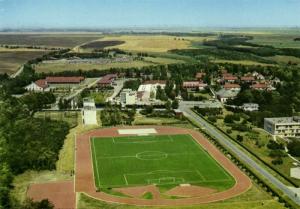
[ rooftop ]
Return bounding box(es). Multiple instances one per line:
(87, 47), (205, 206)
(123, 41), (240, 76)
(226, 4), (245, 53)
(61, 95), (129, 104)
(265, 116), (300, 124)
(143, 80), (166, 85)
(216, 89), (239, 98)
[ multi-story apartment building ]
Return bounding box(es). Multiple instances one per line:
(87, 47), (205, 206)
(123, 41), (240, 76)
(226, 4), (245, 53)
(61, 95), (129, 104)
(264, 116), (300, 138)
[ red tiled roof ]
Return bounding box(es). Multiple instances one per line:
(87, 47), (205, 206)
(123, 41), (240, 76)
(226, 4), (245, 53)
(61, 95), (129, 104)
(224, 83), (241, 90)
(196, 72), (206, 79)
(46, 76), (85, 84)
(143, 80), (166, 85)
(251, 83), (268, 89)
(223, 76), (238, 80)
(98, 74), (117, 84)
(35, 79), (48, 89)
(241, 76), (255, 81)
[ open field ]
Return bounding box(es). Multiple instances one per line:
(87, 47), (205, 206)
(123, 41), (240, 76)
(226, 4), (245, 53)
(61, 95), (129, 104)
(91, 134), (235, 190)
(248, 34), (300, 48)
(0, 50), (50, 74)
(0, 34), (102, 48)
(81, 40), (125, 49)
(83, 35), (216, 52)
(34, 56), (184, 73)
(212, 59), (275, 66)
(268, 55), (300, 65)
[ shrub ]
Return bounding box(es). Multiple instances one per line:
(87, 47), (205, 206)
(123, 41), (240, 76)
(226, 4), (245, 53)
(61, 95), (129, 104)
(237, 135), (244, 142)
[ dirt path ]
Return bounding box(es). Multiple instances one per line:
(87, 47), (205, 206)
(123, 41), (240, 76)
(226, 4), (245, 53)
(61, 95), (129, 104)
(75, 126), (252, 206)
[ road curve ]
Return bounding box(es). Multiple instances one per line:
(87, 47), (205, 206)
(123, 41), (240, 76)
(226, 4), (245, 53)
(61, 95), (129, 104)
(179, 102), (300, 205)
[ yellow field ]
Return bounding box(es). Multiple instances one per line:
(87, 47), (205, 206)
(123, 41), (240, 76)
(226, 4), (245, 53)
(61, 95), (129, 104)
(79, 35), (215, 53)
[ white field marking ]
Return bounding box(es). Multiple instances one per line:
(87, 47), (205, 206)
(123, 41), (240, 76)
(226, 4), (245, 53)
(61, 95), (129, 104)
(187, 134), (232, 181)
(196, 169), (206, 181)
(92, 138), (101, 187)
(118, 128), (157, 135)
(97, 152), (199, 159)
(123, 174), (129, 185)
(111, 135), (172, 144)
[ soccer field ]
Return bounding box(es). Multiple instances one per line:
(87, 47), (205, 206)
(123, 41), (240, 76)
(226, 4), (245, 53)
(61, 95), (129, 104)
(91, 134), (235, 191)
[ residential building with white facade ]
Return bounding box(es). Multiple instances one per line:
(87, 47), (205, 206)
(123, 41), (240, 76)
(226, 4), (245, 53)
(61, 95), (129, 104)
(82, 98), (97, 125)
(264, 116), (300, 138)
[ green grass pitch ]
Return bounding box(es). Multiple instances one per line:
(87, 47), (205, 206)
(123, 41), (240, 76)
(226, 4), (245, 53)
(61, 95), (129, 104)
(91, 134), (235, 191)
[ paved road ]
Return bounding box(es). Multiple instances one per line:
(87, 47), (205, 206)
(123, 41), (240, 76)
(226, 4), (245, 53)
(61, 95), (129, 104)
(65, 77), (101, 101)
(179, 102), (300, 205)
(106, 79), (125, 102)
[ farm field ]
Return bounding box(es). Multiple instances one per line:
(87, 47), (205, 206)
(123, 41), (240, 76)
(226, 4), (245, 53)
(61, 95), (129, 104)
(247, 33), (300, 48)
(0, 33), (102, 48)
(84, 35), (216, 52)
(91, 134), (235, 191)
(0, 49), (50, 74)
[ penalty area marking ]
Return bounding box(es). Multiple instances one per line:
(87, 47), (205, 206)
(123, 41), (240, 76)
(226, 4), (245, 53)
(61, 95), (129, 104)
(118, 128), (157, 135)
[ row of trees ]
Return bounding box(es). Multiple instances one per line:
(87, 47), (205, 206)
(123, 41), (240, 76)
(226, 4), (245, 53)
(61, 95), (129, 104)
(0, 89), (69, 208)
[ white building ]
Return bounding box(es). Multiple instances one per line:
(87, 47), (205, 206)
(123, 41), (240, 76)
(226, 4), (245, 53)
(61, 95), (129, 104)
(264, 116), (300, 138)
(120, 89), (137, 105)
(216, 88), (240, 103)
(82, 98), (97, 125)
(242, 103), (259, 112)
(25, 79), (49, 92)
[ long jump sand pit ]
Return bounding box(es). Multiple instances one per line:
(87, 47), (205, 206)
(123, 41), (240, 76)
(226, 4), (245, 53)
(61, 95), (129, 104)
(75, 126), (252, 206)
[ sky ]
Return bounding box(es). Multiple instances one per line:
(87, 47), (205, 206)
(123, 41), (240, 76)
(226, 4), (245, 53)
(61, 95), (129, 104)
(0, 0), (300, 29)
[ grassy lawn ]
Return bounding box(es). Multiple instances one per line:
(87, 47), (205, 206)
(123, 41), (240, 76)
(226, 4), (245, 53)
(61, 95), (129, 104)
(34, 111), (79, 128)
(56, 112), (102, 173)
(133, 113), (186, 125)
(212, 59), (275, 66)
(91, 134), (235, 191)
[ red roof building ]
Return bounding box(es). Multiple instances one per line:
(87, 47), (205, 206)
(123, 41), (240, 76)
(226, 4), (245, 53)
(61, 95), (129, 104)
(223, 76), (238, 82)
(251, 83), (268, 90)
(224, 83), (241, 90)
(35, 79), (48, 89)
(241, 76), (255, 83)
(98, 74), (117, 87)
(46, 76), (85, 84)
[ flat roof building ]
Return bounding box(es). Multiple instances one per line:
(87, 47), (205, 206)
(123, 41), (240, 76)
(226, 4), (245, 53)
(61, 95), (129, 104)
(264, 116), (300, 138)
(82, 98), (97, 125)
(120, 89), (137, 106)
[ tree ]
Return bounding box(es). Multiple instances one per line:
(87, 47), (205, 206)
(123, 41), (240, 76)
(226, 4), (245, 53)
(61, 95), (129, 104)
(287, 140), (300, 157)
(20, 199), (54, 209)
(236, 135), (243, 142)
(165, 100), (172, 111)
(172, 99), (179, 109)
